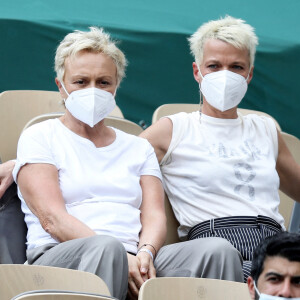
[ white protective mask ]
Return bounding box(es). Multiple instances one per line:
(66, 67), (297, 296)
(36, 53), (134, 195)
(254, 281), (300, 300)
(259, 295), (300, 300)
(61, 82), (116, 127)
(198, 68), (248, 112)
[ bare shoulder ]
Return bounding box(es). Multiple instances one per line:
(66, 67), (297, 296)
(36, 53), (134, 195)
(139, 117), (173, 163)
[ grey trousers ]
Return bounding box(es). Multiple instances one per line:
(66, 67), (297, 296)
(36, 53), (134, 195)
(155, 237), (244, 282)
(27, 235), (128, 300)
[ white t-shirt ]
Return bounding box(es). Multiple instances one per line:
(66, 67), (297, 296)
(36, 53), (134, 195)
(13, 119), (162, 253)
(160, 111), (285, 239)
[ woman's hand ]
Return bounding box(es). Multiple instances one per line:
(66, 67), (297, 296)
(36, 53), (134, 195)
(127, 252), (156, 300)
(137, 250), (156, 281)
(0, 160), (15, 198)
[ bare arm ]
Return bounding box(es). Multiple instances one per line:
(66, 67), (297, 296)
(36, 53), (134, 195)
(276, 130), (300, 203)
(17, 163), (95, 241)
(138, 175), (166, 268)
(127, 175), (166, 299)
(0, 160), (15, 198)
(139, 118), (173, 163)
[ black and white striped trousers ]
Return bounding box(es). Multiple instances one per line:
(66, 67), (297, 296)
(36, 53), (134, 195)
(188, 215), (283, 282)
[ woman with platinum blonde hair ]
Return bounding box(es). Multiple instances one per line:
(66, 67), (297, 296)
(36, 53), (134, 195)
(189, 15), (258, 68)
(55, 27), (126, 86)
(142, 15), (300, 283)
(12, 27), (166, 300)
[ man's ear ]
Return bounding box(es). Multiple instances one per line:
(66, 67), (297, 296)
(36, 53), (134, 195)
(247, 276), (256, 300)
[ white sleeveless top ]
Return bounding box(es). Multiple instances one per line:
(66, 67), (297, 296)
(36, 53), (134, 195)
(160, 111), (285, 239)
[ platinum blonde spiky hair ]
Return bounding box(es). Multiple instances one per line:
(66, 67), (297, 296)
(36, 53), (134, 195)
(188, 16), (258, 68)
(55, 27), (127, 85)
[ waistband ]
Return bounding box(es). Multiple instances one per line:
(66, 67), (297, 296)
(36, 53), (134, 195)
(188, 215), (283, 240)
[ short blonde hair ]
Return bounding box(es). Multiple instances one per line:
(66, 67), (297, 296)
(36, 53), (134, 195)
(188, 16), (258, 68)
(55, 27), (127, 85)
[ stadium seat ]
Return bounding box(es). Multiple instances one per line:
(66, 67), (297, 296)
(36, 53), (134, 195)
(104, 116), (143, 135)
(151, 103), (281, 130)
(0, 90), (64, 161)
(289, 202), (300, 233)
(0, 90), (123, 162)
(23, 113), (142, 136)
(11, 290), (116, 300)
(163, 193), (180, 245)
(138, 277), (251, 300)
(22, 112), (64, 130)
(0, 264), (111, 300)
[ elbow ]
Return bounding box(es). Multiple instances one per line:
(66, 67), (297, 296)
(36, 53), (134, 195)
(39, 214), (58, 237)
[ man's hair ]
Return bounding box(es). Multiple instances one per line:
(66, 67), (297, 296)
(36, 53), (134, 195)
(251, 232), (300, 282)
(55, 27), (127, 85)
(188, 15), (258, 68)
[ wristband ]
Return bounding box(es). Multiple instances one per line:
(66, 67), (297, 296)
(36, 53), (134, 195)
(138, 243), (157, 257)
(137, 248), (154, 260)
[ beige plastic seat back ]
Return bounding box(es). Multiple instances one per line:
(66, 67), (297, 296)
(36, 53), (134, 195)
(138, 277), (251, 300)
(23, 114), (142, 136)
(164, 193), (180, 245)
(104, 116), (143, 135)
(0, 90), (65, 161)
(0, 90), (124, 162)
(13, 294), (113, 300)
(278, 132), (300, 229)
(12, 291), (115, 300)
(0, 264), (110, 300)
(21, 107), (125, 124)
(23, 112), (64, 130)
(152, 103), (281, 130)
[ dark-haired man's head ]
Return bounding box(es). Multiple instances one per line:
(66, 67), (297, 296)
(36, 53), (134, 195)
(247, 232), (300, 299)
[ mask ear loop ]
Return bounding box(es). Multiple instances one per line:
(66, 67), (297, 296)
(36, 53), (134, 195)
(59, 81), (70, 103)
(113, 88), (117, 98)
(245, 68), (251, 83)
(253, 281), (261, 299)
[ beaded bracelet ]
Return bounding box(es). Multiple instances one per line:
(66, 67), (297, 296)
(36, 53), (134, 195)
(138, 243), (157, 257)
(137, 248), (154, 260)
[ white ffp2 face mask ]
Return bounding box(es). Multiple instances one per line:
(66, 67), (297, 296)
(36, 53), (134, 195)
(61, 83), (116, 127)
(259, 295), (300, 300)
(199, 68), (248, 112)
(254, 281), (300, 300)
